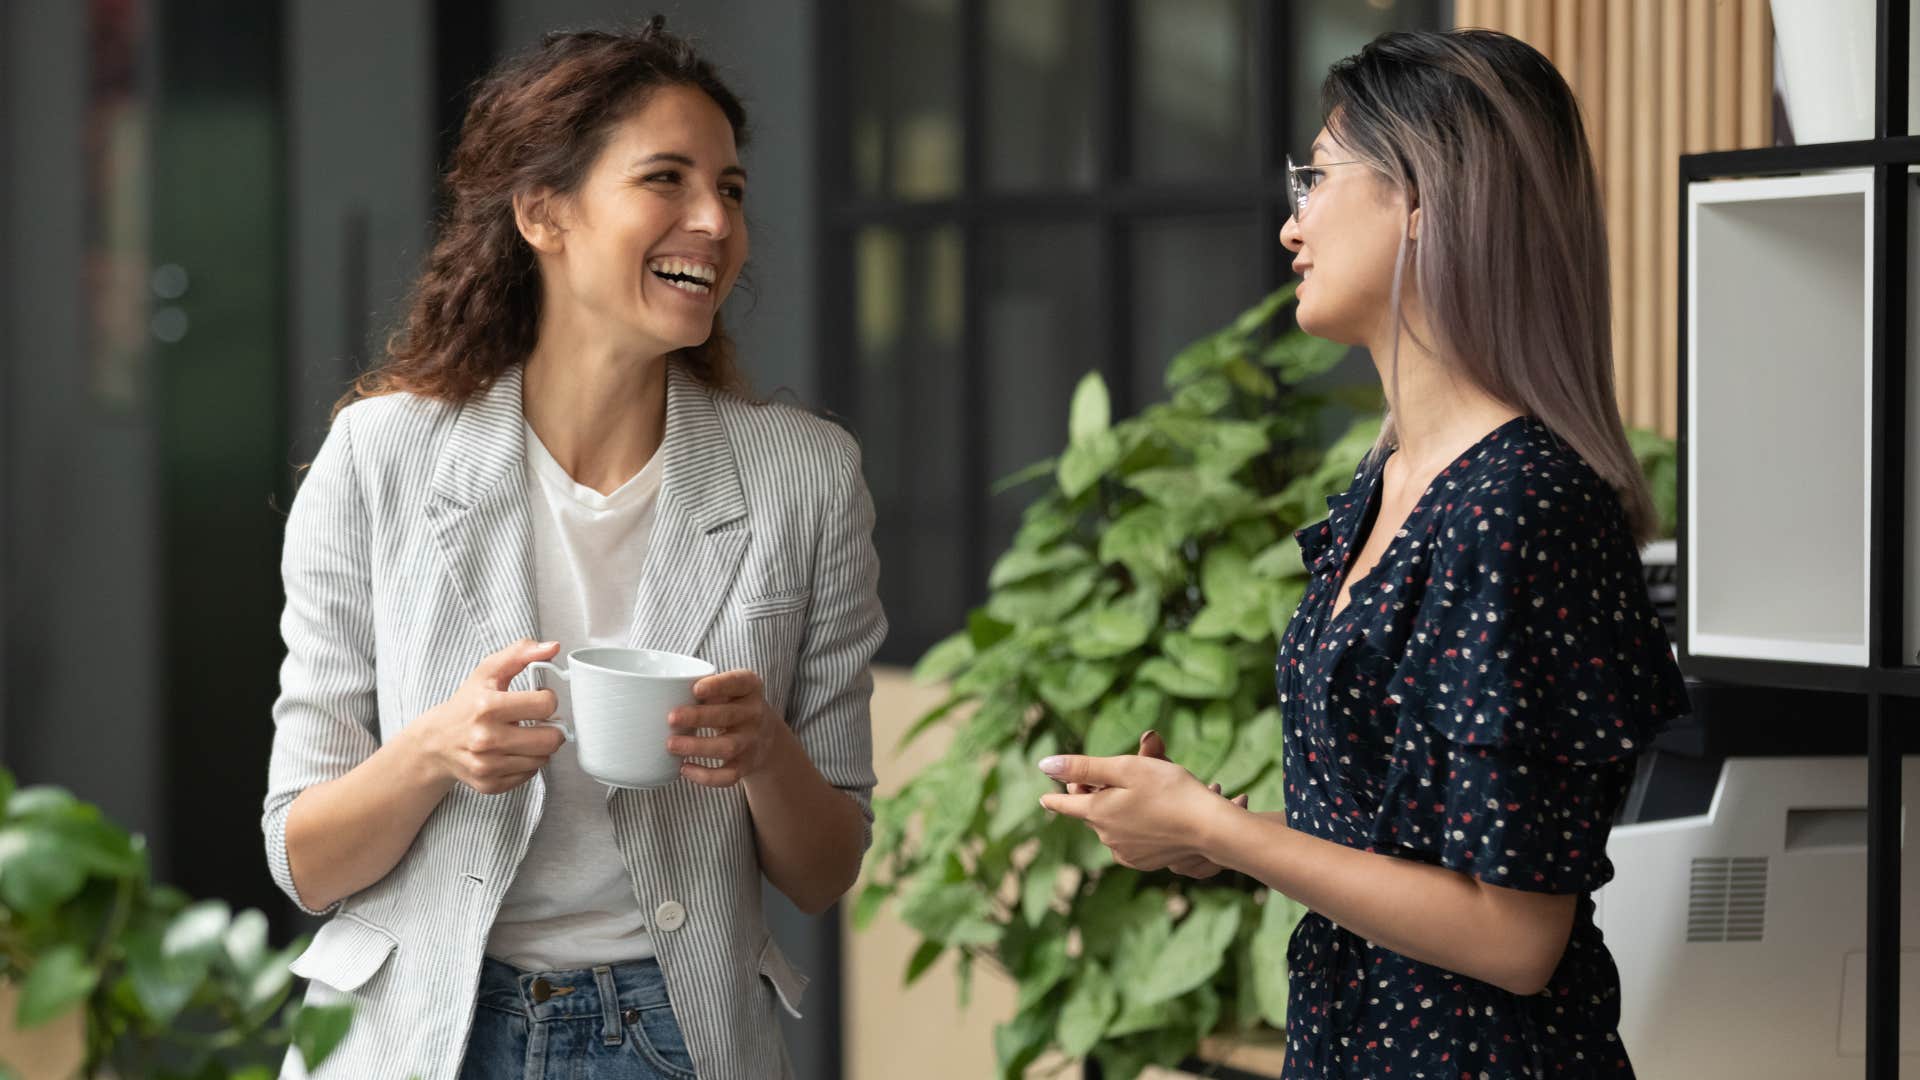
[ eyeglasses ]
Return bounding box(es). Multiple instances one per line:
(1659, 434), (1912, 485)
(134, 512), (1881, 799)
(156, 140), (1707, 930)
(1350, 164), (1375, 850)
(1285, 154), (1366, 221)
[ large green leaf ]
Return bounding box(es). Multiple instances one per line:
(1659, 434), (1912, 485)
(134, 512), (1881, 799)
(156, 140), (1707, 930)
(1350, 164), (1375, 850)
(1068, 372), (1112, 445)
(1138, 635), (1238, 700)
(222, 908), (270, 975)
(125, 921), (206, 1026)
(1244, 764), (1289, 815)
(898, 874), (1000, 947)
(1058, 430), (1123, 499)
(1231, 285), (1295, 336)
(1084, 686), (1160, 757)
(1020, 822), (1071, 925)
(1124, 469), (1258, 529)
(912, 632), (974, 685)
(992, 456), (1059, 496)
(1249, 536), (1306, 579)
(1096, 504), (1183, 583)
(904, 940), (944, 985)
(1252, 892), (1301, 1027)
(293, 1002), (356, 1072)
(915, 758), (986, 859)
(7, 786), (79, 821)
(1166, 334), (1227, 388)
(985, 566), (1099, 626)
(164, 901), (232, 966)
(1211, 707), (1284, 795)
(1167, 702), (1236, 783)
(1013, 930), (1071, 1010)
(850, 883), (890, 933)
(895, 696), (965, 752)
(242, 946), (299, 1020)
(1262, 329), (1350, 385)
(1035, 659), (1117, 715)
(1065, 590), (1159, 660)
(1109, 905), (1176, 996)
(988, 544), (1093, 590)
(0, 825), (88, 917)
(988, 736), (1059, 841)
(1055, 962), (1119, 1057)
(15, 945), (97, 1028)
(1012, 495), (1079, 551)
(994, 1005), (1056, 1080)
(1131, 891), (1243, 1006)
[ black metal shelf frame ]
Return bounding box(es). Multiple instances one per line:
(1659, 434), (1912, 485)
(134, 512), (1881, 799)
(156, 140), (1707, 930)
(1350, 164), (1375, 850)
(1674, 2), (1914, 1075)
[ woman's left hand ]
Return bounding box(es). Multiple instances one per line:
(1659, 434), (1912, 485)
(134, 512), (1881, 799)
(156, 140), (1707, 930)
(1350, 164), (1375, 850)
(1037, 754), (1234, 872)
(668, 669), (781, 787)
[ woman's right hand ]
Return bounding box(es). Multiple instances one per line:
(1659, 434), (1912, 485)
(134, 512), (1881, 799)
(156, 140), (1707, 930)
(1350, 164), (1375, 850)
(406, 639), (566, 794)
(1067, 730), (1248, 879)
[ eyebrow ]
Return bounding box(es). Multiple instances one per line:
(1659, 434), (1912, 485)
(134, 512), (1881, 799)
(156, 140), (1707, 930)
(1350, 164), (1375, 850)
(633, 152), (748, 181)
(1310, 141), (1328, 160)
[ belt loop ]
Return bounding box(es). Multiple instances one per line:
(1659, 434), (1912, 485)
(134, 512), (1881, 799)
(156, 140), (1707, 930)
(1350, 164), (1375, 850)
(593, 965), (622, 1046)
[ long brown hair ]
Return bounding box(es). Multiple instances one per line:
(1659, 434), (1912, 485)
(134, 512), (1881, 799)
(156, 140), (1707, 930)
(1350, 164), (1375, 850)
(337, 17), (750, 418)
(1323, 29), (1659, 544)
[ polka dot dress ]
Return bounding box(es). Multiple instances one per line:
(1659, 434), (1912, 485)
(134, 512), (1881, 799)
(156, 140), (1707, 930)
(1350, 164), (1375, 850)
(1273, 415), (1690, 1079)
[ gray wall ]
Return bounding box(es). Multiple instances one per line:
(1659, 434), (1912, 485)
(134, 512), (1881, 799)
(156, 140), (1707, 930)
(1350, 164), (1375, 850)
(1, 1), (166, 860)
(286, 0), (436, 460)
(496, 0), (820, 402)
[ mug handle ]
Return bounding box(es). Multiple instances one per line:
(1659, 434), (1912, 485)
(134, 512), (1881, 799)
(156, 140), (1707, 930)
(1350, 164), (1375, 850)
(523, 661), (575, 744)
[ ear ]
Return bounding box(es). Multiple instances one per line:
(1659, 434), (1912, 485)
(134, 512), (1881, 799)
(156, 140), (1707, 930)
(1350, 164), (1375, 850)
(513, 188), (567, 255)
(1407, 205), (1423, 243)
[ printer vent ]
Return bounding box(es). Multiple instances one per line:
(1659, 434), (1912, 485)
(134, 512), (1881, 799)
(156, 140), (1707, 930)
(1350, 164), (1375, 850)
(1686, 856), (1768, 942)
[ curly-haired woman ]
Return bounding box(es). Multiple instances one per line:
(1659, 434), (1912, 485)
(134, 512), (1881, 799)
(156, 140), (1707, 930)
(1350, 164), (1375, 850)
(263, 19), (884, 1079)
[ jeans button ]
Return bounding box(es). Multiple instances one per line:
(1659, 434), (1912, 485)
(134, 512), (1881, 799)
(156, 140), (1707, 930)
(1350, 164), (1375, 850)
(530, 977), (552, 1004)
(622, 1006), (640, 1025)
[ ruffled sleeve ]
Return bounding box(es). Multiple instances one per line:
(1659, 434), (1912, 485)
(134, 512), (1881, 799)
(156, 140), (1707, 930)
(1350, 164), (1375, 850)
(1370, 470), (1690, 893)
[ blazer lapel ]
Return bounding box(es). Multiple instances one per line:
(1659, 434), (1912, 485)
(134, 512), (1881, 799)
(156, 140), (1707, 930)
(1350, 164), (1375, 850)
(425, 365), (540, 659)
(626, 363), (750, 660)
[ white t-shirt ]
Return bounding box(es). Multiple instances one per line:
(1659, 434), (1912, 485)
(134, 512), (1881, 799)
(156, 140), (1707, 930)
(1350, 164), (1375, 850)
(485, 421), (664, 971)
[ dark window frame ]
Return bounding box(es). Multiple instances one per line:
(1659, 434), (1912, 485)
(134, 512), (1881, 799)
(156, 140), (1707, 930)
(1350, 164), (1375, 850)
(816, 0), (1442, 664)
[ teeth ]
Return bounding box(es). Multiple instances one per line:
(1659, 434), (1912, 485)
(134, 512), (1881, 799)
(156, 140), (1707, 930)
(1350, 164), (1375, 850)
(661, 276), (710, 296)
(648, 257), (717, 283)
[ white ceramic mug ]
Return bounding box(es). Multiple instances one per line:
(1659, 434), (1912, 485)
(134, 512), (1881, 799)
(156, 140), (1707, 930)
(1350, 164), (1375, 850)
(525, 646), (717, 790)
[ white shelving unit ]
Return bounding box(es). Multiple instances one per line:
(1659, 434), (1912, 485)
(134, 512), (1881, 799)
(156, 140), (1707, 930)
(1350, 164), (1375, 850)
(1687, 170), (1877, 667)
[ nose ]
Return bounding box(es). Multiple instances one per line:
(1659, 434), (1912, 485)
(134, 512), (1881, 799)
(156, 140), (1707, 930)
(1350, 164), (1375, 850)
(684, 187), (733, 240)
(1279, 213), (1303, 253)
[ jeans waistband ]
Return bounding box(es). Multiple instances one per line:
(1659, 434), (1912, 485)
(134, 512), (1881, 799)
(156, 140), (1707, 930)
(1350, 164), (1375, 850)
(475, 954), (672, 1032)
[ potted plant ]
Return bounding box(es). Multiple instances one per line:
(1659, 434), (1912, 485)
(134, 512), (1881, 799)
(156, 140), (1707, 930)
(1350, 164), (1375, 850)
(855, 284), (1378, 1078)
(0, 768), (352, 1078)
(855, 283), (1683, 1080)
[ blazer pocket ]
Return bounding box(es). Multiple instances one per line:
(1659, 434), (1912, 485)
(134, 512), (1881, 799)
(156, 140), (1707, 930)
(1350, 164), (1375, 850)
(740, 589), (811, 621)
(289, 912), (399, 993)
(757, 935), (809, 1020)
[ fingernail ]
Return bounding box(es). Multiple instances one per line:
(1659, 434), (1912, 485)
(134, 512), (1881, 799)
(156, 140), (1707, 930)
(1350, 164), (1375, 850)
(539, 640), (559, 649)
(1141, 729), (1158, 741)
(1037, 756), (1066, 777)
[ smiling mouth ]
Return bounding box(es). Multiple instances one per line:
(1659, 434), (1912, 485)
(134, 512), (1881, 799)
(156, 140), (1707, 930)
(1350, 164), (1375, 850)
(647, 256), (717, 296)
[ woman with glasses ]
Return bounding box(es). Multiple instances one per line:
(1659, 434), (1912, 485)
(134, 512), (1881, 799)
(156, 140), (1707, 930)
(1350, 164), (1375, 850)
(1039, 29), (1687, 1078)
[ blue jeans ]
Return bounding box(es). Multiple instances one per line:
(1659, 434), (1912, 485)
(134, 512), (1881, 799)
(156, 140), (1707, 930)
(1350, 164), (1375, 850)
(461, 956), (696, 1079)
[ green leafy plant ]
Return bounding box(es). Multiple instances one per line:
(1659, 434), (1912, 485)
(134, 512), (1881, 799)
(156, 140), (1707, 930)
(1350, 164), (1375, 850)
(1625, 426), (1678, 539)
(856, 285), (1384, 1079)
(0, 768), (352, 1079)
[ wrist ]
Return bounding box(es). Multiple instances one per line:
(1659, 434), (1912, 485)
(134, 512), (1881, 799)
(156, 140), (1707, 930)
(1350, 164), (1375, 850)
(393, 722), (455, 792)
(1197, 794), (1245, 870)
(742, 708), (800, 792)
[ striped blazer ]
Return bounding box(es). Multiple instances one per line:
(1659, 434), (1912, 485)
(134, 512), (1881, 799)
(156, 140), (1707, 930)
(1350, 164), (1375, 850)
(262, 362), (885, 1079)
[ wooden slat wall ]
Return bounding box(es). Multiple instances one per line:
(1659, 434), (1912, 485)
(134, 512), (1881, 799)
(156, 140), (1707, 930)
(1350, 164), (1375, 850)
(1454, 0), (1774, 438)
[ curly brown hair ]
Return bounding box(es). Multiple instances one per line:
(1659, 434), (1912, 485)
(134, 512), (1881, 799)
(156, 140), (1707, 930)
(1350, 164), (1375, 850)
(336, 17), (750, 417)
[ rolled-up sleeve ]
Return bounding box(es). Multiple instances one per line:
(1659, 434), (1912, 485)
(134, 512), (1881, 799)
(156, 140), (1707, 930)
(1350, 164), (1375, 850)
(785, 432), (887, 850)
(262, 409), (382, 916)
